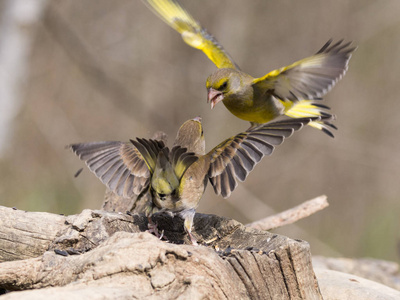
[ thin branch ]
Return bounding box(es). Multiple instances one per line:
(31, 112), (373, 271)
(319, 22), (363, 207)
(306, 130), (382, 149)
(246, 195), (329, 231)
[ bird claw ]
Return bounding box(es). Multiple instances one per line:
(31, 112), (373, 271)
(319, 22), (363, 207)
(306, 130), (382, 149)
(147, 219), (168, 241)
(188, 231), (198, 246)
(158, 229), (165, 240)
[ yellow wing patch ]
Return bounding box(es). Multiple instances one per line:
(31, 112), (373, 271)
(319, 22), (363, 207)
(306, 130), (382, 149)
(143, 0), (237, 69)
(169, 146), (198, 180)
(253, 40), (355, 101)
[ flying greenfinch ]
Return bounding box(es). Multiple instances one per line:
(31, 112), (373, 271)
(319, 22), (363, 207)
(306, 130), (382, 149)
(69, 116), (331, 244)
(142, 0), (355, 136)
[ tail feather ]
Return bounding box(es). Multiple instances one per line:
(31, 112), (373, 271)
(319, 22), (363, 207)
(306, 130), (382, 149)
(285, 100), (337, 137)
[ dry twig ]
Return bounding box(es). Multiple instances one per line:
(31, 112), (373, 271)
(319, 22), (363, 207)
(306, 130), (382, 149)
(246, 195), (329, 231)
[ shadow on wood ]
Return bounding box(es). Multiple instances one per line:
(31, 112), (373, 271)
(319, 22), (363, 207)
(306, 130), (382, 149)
(0, 206), (322, 299)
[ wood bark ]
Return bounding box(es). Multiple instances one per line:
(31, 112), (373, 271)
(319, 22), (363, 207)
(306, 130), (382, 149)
(0, 205), (322, 299)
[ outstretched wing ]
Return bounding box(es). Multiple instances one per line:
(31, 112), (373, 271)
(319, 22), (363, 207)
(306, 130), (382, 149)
(253, 39), (356, 101)
(207, 117), (330, 198)
(169, 146), (199, 180)
(142, 0), (238, 69)
(70, 139), (165, 198)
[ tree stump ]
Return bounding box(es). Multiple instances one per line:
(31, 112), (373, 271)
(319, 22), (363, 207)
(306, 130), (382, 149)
(0, 205), (322, 299)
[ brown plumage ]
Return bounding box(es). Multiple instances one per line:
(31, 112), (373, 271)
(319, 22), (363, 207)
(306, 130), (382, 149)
(70, 116), (331, 244)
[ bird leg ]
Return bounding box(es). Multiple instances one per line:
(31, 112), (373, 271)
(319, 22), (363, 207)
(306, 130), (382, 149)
(147, 216), (166, 240)
(187, 230), (198, 246)
(182, 210), (198, 246)
(145, 205), (168, 240)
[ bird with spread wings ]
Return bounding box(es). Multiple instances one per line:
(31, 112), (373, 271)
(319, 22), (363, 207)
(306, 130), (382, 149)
(70, 116), (330, 244)
(142, 0), (355, 136)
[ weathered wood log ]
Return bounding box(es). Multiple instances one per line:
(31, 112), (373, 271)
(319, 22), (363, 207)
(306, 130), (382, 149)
(0, 207), (65, 261)
(0, 205), (322, 299)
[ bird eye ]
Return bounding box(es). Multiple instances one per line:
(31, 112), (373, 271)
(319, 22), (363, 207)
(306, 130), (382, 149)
(158, 193), (166, 200)
(220, 81), (228, 90)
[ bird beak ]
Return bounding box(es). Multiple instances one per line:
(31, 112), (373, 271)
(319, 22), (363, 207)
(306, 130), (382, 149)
(207, 88), (224, 109)
(193, 116), (202, 122)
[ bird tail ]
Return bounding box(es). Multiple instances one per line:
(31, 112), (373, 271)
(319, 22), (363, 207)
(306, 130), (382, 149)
(285, 100), (337, 137)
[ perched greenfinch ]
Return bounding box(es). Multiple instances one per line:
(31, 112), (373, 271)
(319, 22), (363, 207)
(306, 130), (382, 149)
(102, 131), (168, 213)
(70, 116), (330, 244)
(142, 0), (355, 136)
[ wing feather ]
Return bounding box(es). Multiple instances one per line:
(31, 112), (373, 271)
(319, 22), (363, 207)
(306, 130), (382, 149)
(253, 39), (356, 102)
(166, 146), (199, 180)
(143, 0), (238, 69)
(69, 141), (158, 198)
(207, 117), (329, 198)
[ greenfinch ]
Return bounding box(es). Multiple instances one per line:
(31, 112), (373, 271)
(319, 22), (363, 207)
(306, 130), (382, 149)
(102, 131), (168, 213)
(142, 0), (355, 136)
(70, 116), (330, 244)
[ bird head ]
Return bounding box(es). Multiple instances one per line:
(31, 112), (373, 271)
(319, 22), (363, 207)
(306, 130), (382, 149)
(206, 68), (243, 109)
(174, 117), (205, 155)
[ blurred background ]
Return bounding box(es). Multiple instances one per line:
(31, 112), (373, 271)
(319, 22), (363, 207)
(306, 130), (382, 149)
(0, 0), (399, 261)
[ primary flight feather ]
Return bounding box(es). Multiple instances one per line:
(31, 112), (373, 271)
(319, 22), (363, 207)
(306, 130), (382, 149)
(70, 116), (331, 244)
(142, 0), (355, 136)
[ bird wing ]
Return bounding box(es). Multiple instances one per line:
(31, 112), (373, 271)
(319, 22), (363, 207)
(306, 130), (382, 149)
(169, 146), (199, 180)
(253, 40), (356, 101)
(151, 145), (198, 191)
(130, 138), (166, 173)
(207, 117), (325, 198)
(142, 0), (238, 69)
(70, 139), (165, 198)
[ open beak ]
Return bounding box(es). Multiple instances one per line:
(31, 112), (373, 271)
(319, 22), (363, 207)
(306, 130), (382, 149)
(207, 88), (224, 109)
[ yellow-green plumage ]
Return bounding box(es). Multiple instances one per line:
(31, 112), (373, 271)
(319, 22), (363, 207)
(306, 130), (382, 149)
(143, 0), (237, 69)
(151, 150), (179, 196)
(70, 116), (331, 244)
(142, 0), (356, 136)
